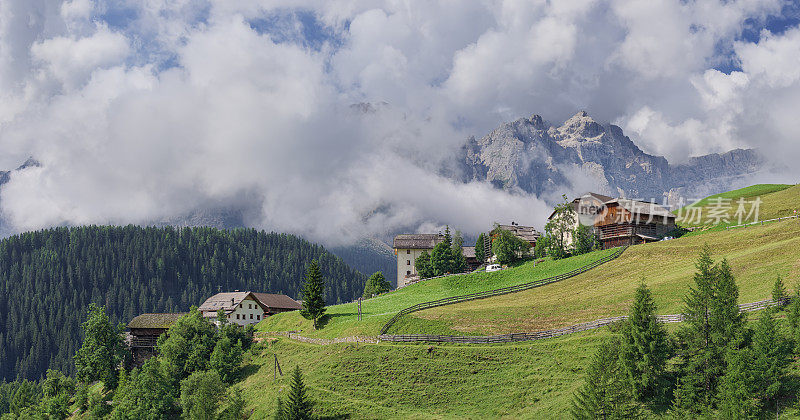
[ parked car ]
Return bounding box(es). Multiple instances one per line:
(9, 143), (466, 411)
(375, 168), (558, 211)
(486, 264), (502, 272)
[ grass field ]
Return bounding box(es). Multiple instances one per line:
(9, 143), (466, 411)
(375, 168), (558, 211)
(239, 329), (612, 419)
(405, 218), (800, 335)
(257, 248), (617, 338)
(676, 183), (798, 229)
(239, 318), (800, 419)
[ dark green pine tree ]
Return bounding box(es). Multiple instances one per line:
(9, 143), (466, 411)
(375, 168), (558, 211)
(474, 233), (486, 264)
(619, 281), (670, 401)
(786, 285), (800, 354)
(414, 251), (434, 279)
(772, 276), (787, 305)
(673, 246), (723, 414)
(300, 260), (326, 329)
(283, 366), (313, 420)
(710, 259), (744, 349)
(570, 339), (641, 419)
(718, 336), (759, 418)
(750, 308), (791, 407)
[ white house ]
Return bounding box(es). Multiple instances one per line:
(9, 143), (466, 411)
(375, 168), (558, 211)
(197, 291), (267, 326)
(392, 233), (445, 288)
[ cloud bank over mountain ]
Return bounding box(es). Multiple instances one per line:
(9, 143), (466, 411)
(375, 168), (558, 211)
(0, 0), (798, 245)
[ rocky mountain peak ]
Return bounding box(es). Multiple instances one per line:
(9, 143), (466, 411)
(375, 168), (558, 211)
(457, 111), (766, 203)
(558, 111), (604, 139)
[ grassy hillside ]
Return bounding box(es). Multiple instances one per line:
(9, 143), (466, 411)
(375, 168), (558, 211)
(257, 248), (617, 338)
(403, 218), (800, 335)
(240, 330), (612, 419)
(677, 183), (798, 229)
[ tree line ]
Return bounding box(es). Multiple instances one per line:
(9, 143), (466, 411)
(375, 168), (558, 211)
(571, 246), (799, 418)
(0, 225), (366, 381)
(1, 260), (329, 419)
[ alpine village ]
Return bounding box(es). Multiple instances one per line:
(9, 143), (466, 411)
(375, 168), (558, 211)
(3, 2), (800, 419)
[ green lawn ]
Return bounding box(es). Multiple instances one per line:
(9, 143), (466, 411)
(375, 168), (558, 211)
(676, 183), (798, 229)
(239, 318), (800, 419)
(239, 329), (612, 419)
(405, 218), (800, 335)
(257, 248), (617, 339)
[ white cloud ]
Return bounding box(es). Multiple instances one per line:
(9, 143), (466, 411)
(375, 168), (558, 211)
(0, 0), (798, 245)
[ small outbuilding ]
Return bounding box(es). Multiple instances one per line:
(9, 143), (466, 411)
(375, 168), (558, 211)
(126, 312), (186, 367)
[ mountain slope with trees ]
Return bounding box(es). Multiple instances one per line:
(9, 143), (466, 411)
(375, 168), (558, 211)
(0, 225), (366, 381)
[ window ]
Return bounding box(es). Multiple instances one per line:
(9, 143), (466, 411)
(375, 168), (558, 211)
(248, 303), (252, 309)
(239, 304), (242, 308)
(407, 260), (410, 265)
(406, 249), (410, 254)
(257, 315), (260, 320)
(250, 314), (253, 319)
(236, 314), (240, 319)
(406, 270), (411, 275)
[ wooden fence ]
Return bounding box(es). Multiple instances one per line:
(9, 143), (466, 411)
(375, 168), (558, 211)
(725, 214), (799, 230)
(378, 298), (788, 344)
(379, 246), (629, 335)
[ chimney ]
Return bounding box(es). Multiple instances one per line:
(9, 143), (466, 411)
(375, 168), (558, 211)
(231, 298), (234, 306)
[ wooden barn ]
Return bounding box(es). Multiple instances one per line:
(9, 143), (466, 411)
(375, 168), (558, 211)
(595, 199), (676, 249)
(126, 312), (186, 367)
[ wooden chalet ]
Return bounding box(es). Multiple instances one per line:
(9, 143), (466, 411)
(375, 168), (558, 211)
(595, 199), (676, 249)
(126, 312), (186, 367)
(252, 292), (302, 315)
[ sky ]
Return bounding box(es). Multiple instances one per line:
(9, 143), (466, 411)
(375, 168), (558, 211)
(0, 0), (798, 245)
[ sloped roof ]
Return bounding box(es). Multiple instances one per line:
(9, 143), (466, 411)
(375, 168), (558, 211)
(198, 291), (260, 314)
(549, 192), (614, 220)
(252, 293), (301, 311)
(495, 224), (542, 242)
(393, 234), (444, 249)
(462, 246), (476, 258)
(128, 313), (186, 329)
(608, 199), (675, 219)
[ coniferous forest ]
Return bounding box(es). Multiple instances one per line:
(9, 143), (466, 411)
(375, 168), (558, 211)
(0, 225), (366, 381)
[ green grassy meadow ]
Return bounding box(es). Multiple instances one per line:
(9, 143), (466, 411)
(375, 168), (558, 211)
(239, 329), (613, 419)
(676, 183), (799, 230)
(257, 248), (617, 338)
(405, 218), (800, 335)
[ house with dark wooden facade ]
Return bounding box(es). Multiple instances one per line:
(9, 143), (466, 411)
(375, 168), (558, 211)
(595, 198), (676, 249)
(126, 312), (186, 367)
(252, 292), (302, 315)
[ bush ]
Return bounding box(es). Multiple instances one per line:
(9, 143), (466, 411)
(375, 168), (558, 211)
(180, 370), (227, 420)
(491, 228), (530, 265)
(362, 272), (391, 298)
(210, 338), (243, 384)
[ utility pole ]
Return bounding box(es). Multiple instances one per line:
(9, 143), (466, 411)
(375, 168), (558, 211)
(358, 297), (362, 321)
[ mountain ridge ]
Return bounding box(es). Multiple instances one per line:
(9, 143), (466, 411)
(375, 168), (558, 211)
(457, 111), (765, 205)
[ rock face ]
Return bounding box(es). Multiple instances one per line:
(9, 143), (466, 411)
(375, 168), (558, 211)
(458, 111), (765, 205)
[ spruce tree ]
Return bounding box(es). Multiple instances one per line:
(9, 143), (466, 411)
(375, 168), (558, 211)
(300, 260), (326, 329)
(430, 241), (453, 276)
(750, 309), (790, 406)
(474, 233), (486, 263)
(710, 259), (743, 351)
(414, 251), (434, 279)
(718, 337), (759, 418)
(786, 286), (800, 354)
(673, 246), (739, 414)
(283, 366), (313, 420)
(772, 276), (787, 306)
(570, 339), (640, 419)
(619, 281), (670, 401)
